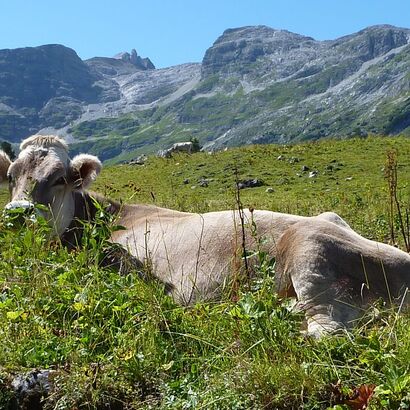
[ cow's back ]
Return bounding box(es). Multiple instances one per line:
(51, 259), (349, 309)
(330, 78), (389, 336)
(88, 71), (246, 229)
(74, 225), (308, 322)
(113, 206), (310, 304)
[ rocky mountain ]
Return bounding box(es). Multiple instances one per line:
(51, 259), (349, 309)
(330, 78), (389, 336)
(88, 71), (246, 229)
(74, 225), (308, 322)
(0, 25), (409, 161)
(0, 44), (101, 139)
(196, 25), (410, 149)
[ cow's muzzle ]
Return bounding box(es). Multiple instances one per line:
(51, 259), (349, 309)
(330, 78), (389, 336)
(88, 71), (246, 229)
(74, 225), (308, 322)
(4, 200), (39, 226)
(5, 200), (35, 212)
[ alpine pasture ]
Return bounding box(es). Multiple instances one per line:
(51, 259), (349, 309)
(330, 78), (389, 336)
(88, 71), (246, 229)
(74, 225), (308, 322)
(0, 136), (409, 409)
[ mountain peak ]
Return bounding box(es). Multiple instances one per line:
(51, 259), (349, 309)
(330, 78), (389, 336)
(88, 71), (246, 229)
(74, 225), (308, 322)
(213, 25), (314, 46)
(113, 49), (155, 70)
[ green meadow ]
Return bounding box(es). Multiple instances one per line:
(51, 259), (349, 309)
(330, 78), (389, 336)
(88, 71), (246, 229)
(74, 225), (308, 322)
(0, 136), (409, 409)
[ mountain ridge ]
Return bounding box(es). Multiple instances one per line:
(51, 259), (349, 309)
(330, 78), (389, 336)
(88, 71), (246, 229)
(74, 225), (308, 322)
(0, 24), (409, 161)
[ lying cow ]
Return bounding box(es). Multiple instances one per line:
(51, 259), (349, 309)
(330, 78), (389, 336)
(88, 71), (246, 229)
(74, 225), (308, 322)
(0, 135), (409, 337)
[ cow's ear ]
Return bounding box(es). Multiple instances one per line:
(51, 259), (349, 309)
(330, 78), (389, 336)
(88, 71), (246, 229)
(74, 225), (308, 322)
(71, 154), (102, 189)
(0, 151), (11, 184)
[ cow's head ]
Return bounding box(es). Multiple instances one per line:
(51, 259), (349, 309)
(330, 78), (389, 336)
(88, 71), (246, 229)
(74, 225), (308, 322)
(0, 135), (101, 236)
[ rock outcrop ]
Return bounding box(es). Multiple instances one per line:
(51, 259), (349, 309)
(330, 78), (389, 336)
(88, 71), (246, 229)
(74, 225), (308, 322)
(114, 49), (155, 70)
(201, 25), (409, 80)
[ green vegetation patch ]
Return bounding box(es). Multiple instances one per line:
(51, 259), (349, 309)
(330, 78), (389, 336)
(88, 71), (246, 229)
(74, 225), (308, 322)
(70, 115), (141, 139)
(369, 96), (410, 135)
(0, 137), (410, 408)
(94, 136), (410, 242)
(0, 211), (408, 408)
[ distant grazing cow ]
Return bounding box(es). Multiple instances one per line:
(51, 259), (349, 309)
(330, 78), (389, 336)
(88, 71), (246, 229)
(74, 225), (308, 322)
(0, 135), (409, 337)
(157, 141), (193, 158)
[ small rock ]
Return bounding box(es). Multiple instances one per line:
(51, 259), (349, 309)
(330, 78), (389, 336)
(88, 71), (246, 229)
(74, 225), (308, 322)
(265, 187), (274, 193)
(288, 157), (300, 164)
(301, 165), (310, 172)
(199, 178), (209, 187)
(183, 179), (190, 184)
(128, 154), (147, 165)
(277, 155), (285, 161)
(309, 171), (318, 178)
(12, 369), (54, 409)
(237, 178), (264, 189)
(345, 177), (353, 181)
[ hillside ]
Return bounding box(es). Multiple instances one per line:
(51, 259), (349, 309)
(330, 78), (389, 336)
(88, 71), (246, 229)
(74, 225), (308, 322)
(0, 25), (409, 161)
(0, 137), (409, 408)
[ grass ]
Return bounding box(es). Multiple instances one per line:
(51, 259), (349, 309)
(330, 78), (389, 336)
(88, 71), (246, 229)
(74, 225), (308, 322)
(0, 136), (410, 408)
(92, 136), (410, 242)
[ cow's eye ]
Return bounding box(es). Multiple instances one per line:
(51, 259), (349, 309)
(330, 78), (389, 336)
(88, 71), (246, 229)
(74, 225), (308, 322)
(53, 176), (66, 186)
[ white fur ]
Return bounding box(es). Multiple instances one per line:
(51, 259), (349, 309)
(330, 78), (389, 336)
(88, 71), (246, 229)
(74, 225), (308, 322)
(20, 134), (68, 151)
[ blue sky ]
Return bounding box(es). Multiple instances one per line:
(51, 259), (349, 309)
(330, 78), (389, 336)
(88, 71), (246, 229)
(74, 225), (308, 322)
(1, 0), (409, 68)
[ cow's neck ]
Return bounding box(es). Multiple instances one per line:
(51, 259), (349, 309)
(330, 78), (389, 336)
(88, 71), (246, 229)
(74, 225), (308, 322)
(60, 192), (172, 290)
(60, 191), (121, 248)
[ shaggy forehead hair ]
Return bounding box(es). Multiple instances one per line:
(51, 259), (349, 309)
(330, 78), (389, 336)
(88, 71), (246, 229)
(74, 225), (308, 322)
(20, 135), (69, 152)
(10, 135), (70, 182)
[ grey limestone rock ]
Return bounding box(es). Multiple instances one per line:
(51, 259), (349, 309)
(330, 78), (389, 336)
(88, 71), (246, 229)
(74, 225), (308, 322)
(11, 369), (54, 410)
